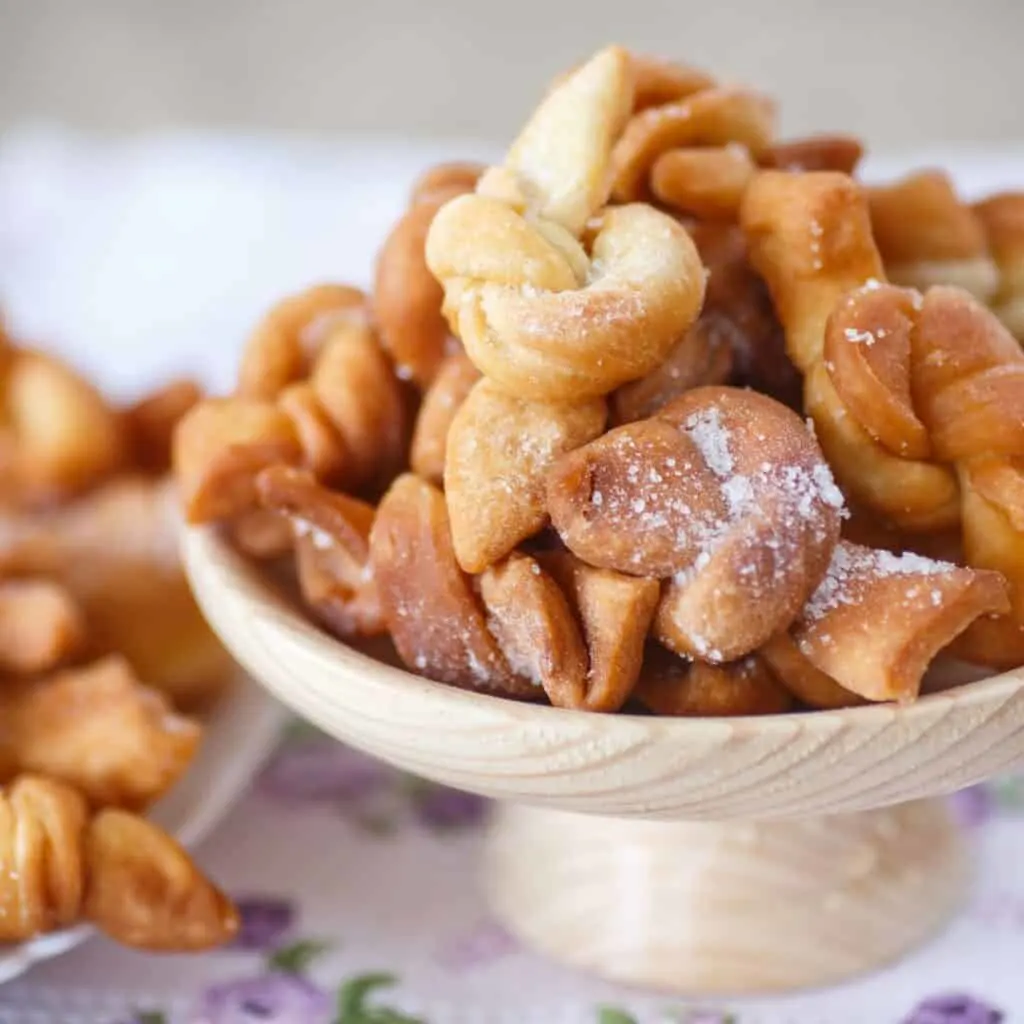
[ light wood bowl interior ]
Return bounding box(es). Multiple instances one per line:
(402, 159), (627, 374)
(183, 526), (1024, 995)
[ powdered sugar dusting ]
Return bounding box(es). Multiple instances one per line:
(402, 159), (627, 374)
(683, 407), (734, 478)
(804, 543), (952, 624)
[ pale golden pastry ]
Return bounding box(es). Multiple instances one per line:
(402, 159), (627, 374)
(611, 86), (775, 203)
(633, 647), (792, 716)
(309, 320), (408, 491)
(760, 632), (863, 709)
(0, 775), (236, 949)
(410, 351), (481, 483)
(444, 379), (606, 572)
(0, 349), (125, 507)
(277, 381), (350, 485)
(369, 474), (533, 696)
(426, 47), (707, 400)
(236, 283), (367, 400)
(973, 192), (1024, 339)
(791, 541), (1008, 701)
(649, 144), (756, 220)
(0, 579), (86, 675)
(0, 656), (202, 810)
(374, 173), (479, 387)
(174, 397), (301, 523)
(539, 550), (660, 712)
(257, 466), (384, 639)
(478, 552), (590, 702)
(629, 54), (714, 111)
(868, 170), (998, 302)
(84, 807), (238, 951)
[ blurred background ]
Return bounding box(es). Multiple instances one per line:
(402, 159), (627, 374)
(1, 0), (1023, 149)
(1, 0), (1023, 399)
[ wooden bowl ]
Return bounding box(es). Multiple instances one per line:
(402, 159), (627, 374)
(183, 526), (1024, 996)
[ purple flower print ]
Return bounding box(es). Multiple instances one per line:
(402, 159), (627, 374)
(949, 785), (994, 829)
(411, 784), (488, 831)
(259, 740), (389, 804)
(190, 973), (332, 1024)
(230, 897), (296, 951)
(902, 992), (1004, 1024)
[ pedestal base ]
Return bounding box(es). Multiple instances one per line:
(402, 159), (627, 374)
(484, 799), (968, 995)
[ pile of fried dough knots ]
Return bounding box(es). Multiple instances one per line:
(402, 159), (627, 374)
(0, 325), (239, 947)
(178, 45), (1024, 719)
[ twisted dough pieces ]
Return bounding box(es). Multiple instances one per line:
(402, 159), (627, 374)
(785, 541), (1008, 702)
(426, 47), (706, 400)
(869, 171), (999, 303)
(547, 386), (845, 662)
(374, 163), (483, 387)
(973, 192), (1024, 340)
(0, 775), (237, 949)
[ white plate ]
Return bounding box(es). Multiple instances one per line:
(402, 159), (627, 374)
(0, 673), (286, 984)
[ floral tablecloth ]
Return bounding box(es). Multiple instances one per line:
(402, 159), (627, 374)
(0, 719), (1016, 1024)
(2, 128), (1024, 1024)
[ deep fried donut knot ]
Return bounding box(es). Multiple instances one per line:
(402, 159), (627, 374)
(256, 466), (384, 640)
(649, 144), (756, 220)
(868, 171), (998, 302)
(548, 386), (844, 662)
(374, 171), (479, 387)
(444, 379), (606, 572)
(791, 541), (1008, 701)
(0, 350), (125, 507)
(0, 579), (86, 675)
(427, 47), (706, 401)
(0, 775), (237, 949)
(0, 656), (202, 810)
(237, 284), (367, 400)
(973, 192), (1024, 339)
(369, 474), (533, 696)
(611, 87), (776, 204)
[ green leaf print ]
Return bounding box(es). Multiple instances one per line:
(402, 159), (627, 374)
(335, 972), (425, 1023)
(265, 938), (333, 974)
(596, 1009), (639, 1024)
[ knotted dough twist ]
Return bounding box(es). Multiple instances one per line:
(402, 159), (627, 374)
(742, 170), (1024, 668)
(425, 46), (706, 401)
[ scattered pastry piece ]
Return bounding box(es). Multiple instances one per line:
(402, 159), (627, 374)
(174, 398), (301, 523)
(649, 144), (756, 220)
(369, 474), (532, 696)
(277, 382), (350, 485)
(791, 541), (1008, 702)
(0, 579), (86, 675)
(0, 656), (202, 810)
(237, 284), (367, 400)
(973, 192), (1024, 339)
(634, 646), (792, 716)
(868, 171), (998, 302)
(445, 380), (606, 572)
(0, 774), (235, 949)
(257, 466), (384, 639)
(0, 350), (125, 506)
